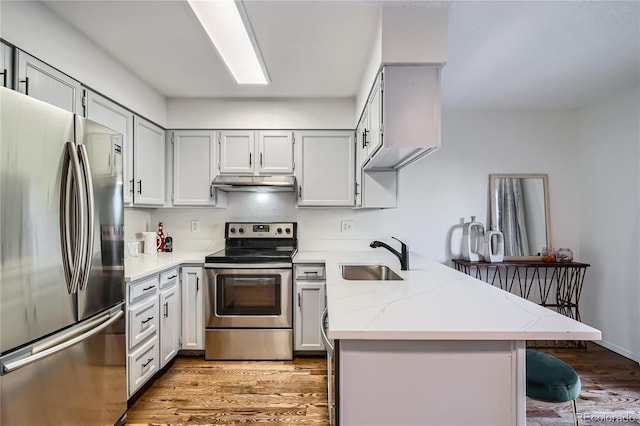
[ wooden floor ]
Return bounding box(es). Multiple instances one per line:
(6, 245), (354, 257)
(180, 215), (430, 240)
(126, 343), (640, 425)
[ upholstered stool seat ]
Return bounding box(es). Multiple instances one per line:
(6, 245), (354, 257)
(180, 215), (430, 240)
(526, 349), (582, 424)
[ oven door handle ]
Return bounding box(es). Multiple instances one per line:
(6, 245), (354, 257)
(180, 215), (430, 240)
(205, 263), (292, 269)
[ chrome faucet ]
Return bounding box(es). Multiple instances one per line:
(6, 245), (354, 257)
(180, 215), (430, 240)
(370, 237), (409, 271)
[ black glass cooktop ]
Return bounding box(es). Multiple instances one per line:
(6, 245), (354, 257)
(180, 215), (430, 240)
(205, 247), (297, 263)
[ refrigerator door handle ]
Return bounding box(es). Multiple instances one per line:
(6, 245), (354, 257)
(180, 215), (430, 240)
(1, 309), (123, 375)
(77, 144), (95, 291)
(60, 142), (85, 294)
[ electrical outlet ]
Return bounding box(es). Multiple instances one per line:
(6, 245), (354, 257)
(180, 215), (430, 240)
(341, 220), (354, 233)
(191, 220), (200, 232)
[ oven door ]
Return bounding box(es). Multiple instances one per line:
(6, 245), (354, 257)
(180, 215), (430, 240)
(205, 266), (292, 328)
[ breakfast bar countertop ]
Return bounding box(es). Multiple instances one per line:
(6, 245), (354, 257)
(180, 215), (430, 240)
(293, 249), (602, 342)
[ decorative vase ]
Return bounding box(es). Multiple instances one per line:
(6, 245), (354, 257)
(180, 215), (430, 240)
(483, 226), (504, 263)
(557, 248), (574, 262)
(462, 216), (484, 261)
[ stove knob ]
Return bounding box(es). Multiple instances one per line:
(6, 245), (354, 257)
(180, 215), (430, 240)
(285, 228), (291, 234)
(239, 227), (245, 234)
(230, 227), (236, 234)
(277, 228), (283, 234)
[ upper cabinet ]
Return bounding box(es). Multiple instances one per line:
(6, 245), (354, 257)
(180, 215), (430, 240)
(172, 130), (226, 207)
(84, 90), (135, 205)
(133, 117), (165, 206)
(1, 41), (14, 89)
(16, 50), (82, 114)
(218, 130), (294, 175)
(360, 65), (441, 170)
(295, 131), (355, 207)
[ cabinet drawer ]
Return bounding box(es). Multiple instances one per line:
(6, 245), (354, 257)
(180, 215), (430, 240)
(129, 275), (159, 303)
(128, 335), (159, 397)
(160, 268), (179, 288)
(295, 264), (325, 280)
(128, 297), (159, 349)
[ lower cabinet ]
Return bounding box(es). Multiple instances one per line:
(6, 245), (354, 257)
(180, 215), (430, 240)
(294, 264), (326, 352)
(181, 266), (204, 350)
(159, 269), (181, 367)
(126, 267), (180, 399)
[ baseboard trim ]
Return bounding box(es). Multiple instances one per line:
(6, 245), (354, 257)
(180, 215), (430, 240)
(593, 340), (640, 364)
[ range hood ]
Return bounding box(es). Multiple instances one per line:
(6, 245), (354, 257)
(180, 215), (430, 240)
(211, 175), (297, 192)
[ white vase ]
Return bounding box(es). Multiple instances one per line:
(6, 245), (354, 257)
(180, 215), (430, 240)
(462, 216), (484, 261)
(484, 226), (504, 263)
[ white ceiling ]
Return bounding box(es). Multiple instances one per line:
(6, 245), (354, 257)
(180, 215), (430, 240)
(42, 0), (639, 109)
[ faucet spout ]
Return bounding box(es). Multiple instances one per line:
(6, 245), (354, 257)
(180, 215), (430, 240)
(370, 237), (409, 270)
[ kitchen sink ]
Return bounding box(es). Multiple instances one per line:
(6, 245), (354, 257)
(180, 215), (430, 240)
(341, 265), (404, 281)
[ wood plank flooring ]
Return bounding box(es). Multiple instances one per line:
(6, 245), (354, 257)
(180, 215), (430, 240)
(126, 343), (640, 425)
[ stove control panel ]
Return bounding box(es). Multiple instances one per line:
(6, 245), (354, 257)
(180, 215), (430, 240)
(226, 222), (296, 239)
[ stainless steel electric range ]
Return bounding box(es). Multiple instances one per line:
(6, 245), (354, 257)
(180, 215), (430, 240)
(203, 222), (297, 360)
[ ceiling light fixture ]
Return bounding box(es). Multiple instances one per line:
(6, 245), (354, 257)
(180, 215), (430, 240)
(187, 0), (269, 85)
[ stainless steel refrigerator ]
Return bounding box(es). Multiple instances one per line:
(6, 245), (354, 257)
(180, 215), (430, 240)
(0, 87), (126, 425)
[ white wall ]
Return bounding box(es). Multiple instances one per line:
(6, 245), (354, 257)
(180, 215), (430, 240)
(0, 1), (167, 126)
(578, 86), (640, 362)
(149, 109), (581, 266)
(167, 98), (354, 129)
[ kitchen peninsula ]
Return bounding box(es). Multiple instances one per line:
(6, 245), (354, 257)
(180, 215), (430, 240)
(293, 249), (601, 426)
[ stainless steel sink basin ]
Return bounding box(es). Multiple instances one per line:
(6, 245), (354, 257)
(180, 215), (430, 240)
(341, 265), (403, 281)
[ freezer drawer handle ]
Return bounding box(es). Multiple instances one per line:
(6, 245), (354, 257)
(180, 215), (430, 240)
(1, 309), (124, 375)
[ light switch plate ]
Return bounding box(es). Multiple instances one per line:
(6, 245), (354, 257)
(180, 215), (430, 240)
(341, 220), (354, 233)
(191, 220), (200, 232)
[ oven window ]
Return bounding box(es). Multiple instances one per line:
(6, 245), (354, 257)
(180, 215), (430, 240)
(216, 274), (281, 316)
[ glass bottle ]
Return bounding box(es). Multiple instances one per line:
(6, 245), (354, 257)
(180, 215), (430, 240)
(165, 233), (173, 253)
(157, 222), (165, 252)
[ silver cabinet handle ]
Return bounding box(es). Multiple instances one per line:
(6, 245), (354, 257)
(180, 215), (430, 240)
(2, 309), (123, 374)
(77, 144), (95, 291)
(164, 302), (169, 318)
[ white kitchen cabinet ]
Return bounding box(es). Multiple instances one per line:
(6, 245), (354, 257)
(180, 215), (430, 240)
(295, 131), (355, 207)
(218, 130), (255, 174)
(181, 266), (204, 350)
(294, 264), (326, 352)
(126, 274), (160, 398)
(258, 131), (294, 174)
(159, 269), (180, 368)
(84, 90), (135, 205)
(133, 116), (165, 206)
(172, 130), (226, 206)
(362, 65), (441, 170)
(15, 49), (82, 113)
(1, 41), (13, 89)
(218, 130), (294, 175)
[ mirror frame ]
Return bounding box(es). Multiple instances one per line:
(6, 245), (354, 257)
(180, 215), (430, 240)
(489, 173), (551, 260)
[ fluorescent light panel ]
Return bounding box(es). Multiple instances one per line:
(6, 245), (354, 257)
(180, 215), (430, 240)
(188, 0), (269, 85)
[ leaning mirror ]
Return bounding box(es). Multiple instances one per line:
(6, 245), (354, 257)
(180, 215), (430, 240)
(489, 174), (551, 259)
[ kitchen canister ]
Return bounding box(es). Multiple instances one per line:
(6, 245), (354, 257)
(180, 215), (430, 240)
(143, 232), (157, 254)
(483, 226), (504, 263)
(462, 216), (484, 261)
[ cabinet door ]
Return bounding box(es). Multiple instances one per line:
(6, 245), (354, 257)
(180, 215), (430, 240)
(294, 281), (326, 352)
(258, 131), (294, 174)
(173, 130), (217, 206)
(84, 90), (135, 205)
(295, 131), (355, 207)
(1, 41), (13, 89)
(181, 266), (204, 350)
(367, 73), (383, 156)
(16, 50), (82, 113)
(219, 130), (255, 175)
(133, 116), (165, 206)
(160, 283), (180, 367)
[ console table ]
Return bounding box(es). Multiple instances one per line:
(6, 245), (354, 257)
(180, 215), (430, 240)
(452, 259), (590, 324)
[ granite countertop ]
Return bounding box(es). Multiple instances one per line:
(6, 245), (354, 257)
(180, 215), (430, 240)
(293, 250), (602, 342)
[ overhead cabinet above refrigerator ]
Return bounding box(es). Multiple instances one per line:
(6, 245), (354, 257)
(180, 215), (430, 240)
(359, 64), (442, 171)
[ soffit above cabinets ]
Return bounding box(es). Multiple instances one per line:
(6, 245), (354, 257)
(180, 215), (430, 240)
(40, 1), (639, 109)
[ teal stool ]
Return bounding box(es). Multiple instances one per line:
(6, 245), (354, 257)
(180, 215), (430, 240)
(526, 349), (582, 425)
